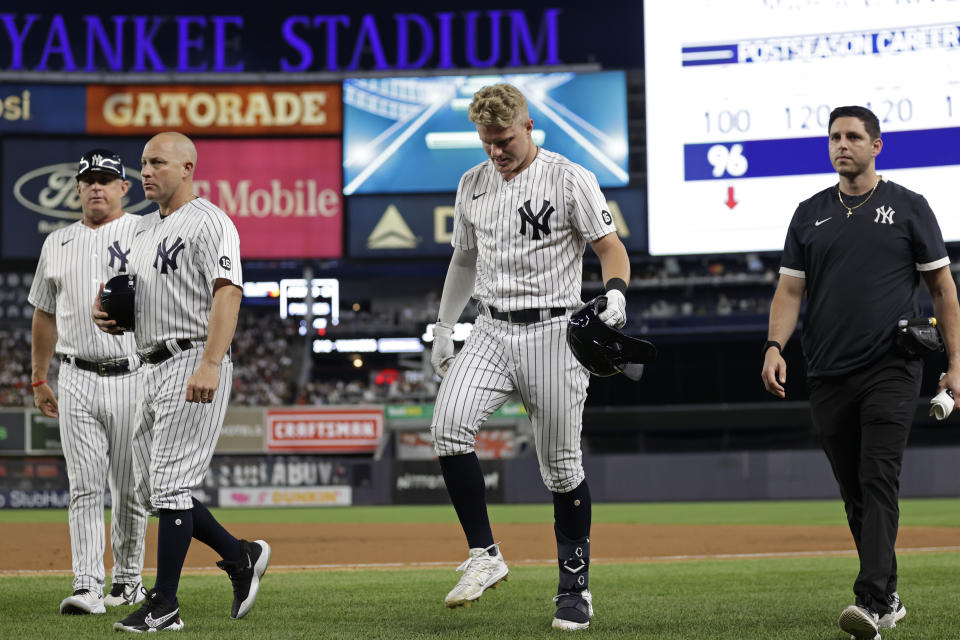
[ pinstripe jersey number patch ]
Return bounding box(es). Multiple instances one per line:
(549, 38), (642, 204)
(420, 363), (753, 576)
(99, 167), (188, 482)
(518, 199), (554, 239)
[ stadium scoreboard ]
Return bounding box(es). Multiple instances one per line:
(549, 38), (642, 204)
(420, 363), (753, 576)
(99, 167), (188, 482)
(645, 0), (960, 255)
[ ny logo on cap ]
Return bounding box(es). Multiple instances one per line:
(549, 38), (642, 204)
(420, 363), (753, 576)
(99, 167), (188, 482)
(78, 150), (125, 179)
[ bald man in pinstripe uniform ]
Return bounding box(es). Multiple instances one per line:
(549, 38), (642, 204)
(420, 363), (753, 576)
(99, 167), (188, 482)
(430, 83), (630, 631)
(94, 132), (269, 633)
(30, 148), (148, 615)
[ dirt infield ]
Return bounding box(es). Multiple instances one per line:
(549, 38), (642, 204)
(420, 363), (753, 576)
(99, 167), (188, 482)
(3, 522), (958, 573)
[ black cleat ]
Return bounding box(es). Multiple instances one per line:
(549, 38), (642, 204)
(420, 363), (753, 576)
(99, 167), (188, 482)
(113, 588), (183, 632)
(216, 539), (271, 619)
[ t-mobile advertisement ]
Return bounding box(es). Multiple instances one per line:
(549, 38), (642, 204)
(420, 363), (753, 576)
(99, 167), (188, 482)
(3, 137), (343, 259)
(193, 138), (343, 259)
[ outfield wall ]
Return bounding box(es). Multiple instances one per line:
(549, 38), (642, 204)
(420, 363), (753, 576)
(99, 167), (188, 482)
(503, 448), (960, 503)
(1, 448), (958, 508)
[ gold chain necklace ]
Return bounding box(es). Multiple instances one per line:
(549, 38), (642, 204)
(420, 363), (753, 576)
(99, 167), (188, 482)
(838, 177), (880, 218)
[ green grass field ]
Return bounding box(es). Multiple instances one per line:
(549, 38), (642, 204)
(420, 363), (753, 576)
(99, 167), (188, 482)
(4, 498), (960, 526)
(2, 499), (958, 639)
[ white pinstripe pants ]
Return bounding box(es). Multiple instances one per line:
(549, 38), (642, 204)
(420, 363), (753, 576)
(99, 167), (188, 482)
(58, 363), (148, 596)
(431, 313), (590, 493)
(132, 346), (231, 513)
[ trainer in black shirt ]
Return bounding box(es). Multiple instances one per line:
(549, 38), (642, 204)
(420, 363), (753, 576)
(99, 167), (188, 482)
(780, 178), (949, 376)
(761, 105), (960, 640)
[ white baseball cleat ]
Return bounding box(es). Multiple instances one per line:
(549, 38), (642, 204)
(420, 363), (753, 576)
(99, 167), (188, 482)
(60, 589), (106, 615)
(444, 543), (509, 608)
(105, 581), (146, 607)
(552, 589), (594, 631)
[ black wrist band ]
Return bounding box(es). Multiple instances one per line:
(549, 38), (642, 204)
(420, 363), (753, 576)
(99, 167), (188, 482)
(604, 277), (627, 295)
(762, 340), (782, 357)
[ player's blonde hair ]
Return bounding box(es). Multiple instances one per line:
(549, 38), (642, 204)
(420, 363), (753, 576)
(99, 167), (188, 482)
(468, 83), (529, 128)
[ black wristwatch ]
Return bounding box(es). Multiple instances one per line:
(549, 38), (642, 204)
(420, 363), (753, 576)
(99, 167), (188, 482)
(762, 340), (782, 358)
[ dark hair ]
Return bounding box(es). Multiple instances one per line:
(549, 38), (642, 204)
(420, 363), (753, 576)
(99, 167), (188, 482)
(828, 106), (881, 140)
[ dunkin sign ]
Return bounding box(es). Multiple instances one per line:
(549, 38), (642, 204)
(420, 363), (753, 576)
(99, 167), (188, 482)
(193, 139), (342, 259)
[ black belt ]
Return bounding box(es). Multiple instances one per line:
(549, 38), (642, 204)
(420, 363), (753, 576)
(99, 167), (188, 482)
(62, 355), (134, 377)
(138, 339), (194, 365)
(487, 306), (566, 323)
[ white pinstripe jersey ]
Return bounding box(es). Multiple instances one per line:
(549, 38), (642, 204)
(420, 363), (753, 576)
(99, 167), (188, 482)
(129, 197), (242, 349)
(452, 148), (616, 310)
(28, 215), (140, 360)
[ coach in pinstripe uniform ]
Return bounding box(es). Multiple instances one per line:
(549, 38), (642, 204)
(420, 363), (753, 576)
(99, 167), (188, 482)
(431, 84), (630, 631)
(93, 132), (270, 633)
(30, 149), (148, 615)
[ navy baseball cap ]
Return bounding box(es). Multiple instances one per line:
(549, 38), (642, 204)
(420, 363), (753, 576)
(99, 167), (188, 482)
(77, 148), (126, 180)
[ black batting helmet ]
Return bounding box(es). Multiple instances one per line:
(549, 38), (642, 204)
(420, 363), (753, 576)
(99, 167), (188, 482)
(567, 296), (656, 380)
(100, 274), (136, 332)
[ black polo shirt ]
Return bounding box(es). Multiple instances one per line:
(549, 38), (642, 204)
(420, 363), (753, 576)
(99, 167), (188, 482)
(780, 178), (949, 376)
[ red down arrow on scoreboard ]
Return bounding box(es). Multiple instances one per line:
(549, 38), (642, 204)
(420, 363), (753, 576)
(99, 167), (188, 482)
(725, 186), (738, 209)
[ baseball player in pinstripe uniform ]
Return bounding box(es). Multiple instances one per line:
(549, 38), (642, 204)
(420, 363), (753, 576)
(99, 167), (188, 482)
(29, 149), (148, 615)
(93, 132), (270, 632)
(431, 84), (630, 630)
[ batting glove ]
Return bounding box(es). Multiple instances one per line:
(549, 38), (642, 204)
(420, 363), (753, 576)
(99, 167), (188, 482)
(431, 322), (456, 378)
(598, 289), (627, 329)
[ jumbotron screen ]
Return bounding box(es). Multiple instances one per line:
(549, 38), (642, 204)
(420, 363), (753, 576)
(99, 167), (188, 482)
(644, 0), (960, 255)
(342, 71), (629, 195)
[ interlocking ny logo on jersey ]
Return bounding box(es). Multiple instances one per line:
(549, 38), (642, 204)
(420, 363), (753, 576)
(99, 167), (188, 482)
(518, 199), (554, 239)
(154, 236), (186, 274)
(107, 241), (130, 272)
(874, 205), (895, 224)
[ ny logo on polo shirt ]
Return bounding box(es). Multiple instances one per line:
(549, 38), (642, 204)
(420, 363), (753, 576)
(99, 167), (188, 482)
(518, 199), (554, 240)
(874, 206), (895, 225)
(154, 236), (186, 274)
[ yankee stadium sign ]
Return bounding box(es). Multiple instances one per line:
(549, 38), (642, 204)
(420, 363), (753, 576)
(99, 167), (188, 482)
(0, 9), (563, 73)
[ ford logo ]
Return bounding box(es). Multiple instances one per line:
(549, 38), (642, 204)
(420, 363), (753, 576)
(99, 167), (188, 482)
(13, 163), (152, 220)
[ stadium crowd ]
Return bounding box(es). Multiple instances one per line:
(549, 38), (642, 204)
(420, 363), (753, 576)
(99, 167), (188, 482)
(2, 249), (954, 407)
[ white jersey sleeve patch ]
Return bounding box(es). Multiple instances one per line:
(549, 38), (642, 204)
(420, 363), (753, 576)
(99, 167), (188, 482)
(197, 205), (243, 288)
(28, 237), (57, 314)
(567, 163), (615, 243)
(452, 169), (479, 251)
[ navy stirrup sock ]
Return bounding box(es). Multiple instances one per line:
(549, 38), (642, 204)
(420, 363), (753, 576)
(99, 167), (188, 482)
(553, 479), (592, 540)
(155, 509), (193, 602)
(439, 452), (496, 552)
(553, 480), (592, 594)
(192, 497), (242, 561)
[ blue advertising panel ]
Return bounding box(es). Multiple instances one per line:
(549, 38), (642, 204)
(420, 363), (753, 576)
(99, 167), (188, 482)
(2, 138), (151, 258)
(343, 71), (629, 195)
(346, 187), (646, 258)
(0, 85), (86, 133)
